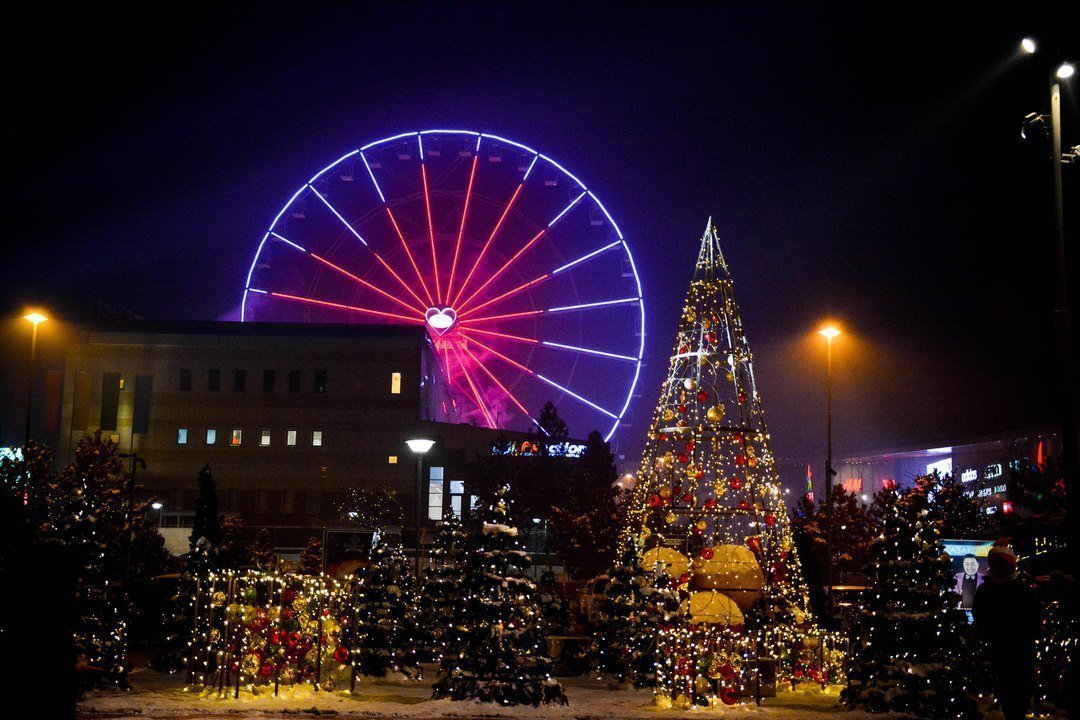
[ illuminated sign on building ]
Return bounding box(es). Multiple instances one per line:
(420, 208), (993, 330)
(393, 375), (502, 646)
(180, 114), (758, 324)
(927, 458), (953, 477)
(491, 441), (586, 459)
(960, 468), (978, 483)
(0, 447), (22, 462)
(985, 463), (1003, 479)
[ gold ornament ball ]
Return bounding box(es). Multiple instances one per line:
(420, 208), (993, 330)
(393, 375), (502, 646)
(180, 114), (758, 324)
(665, 511), (677, 524)
(706, 404), (725, 422)
(691, 544), (764, 610)
(695, 519), (708, 532)
(659, 486), (673, 499)
(211, 591), (226, 607)
(682, 590), (745, 626)
(683, 378), (696, 390)
(662, 408), (675, 422)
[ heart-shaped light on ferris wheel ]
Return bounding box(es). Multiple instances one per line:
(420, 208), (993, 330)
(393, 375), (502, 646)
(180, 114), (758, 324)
(424, 307), (457, 335)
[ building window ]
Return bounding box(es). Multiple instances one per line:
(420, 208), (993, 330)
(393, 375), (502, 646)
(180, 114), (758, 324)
(177, 428), (189, 445)
(206, 428), (217, 445)
(109, 433), (121, 444)
(231, 429), (243, 447)
(257, 491), (269, 513)
(307, 492), (321, 514)
(312, 430), (323, 447)
(262, 369), (275, 393)
(282, 491), (295, 514)
(314, 370), (326, 394)
(260, 429), (271, 447)
(287, 430), (297, 446)
(287, 370), (300, 393)
(449, 480), (464, 518)
(234, 369), (247, 392)
(391, 372), (402, 394)
(119, 376), (126, 391)
(388, 455), (398, 464)
(208, 369), (220, 392)
(180, 368), (192, 392)
(428, 466), (445, 520)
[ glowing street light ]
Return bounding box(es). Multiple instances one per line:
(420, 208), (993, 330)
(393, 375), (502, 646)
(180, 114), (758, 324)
(23, 311), (48, 446)
(1057, 63), (1075, 79)
(406, 438), (436, 573)
(818, 324), (841, 614)
(1021, 38), (1037, 54)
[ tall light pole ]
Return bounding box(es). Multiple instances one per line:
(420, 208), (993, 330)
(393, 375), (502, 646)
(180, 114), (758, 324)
(405, 438), (435, 575)
(22, 312), (48, 447)
(1021, 39), (1077, 574)
(818, 325), (841, 614)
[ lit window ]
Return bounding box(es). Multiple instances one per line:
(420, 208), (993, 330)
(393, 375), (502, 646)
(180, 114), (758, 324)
(428, 477), (444, 521)
(287, 430), (297, 446)
(388, 455), (398, 464)
(391, 372), (402, 394)
(312, 430), (323, 447)
(450, 480), (464, 519)
(206, 428), (217, 445)
(119, 376), (126, 391)
(109, 433), (121, 444)
(261, 430), (271, 447)
(177, 428), (188, 445)
(231, 429), (242, 446)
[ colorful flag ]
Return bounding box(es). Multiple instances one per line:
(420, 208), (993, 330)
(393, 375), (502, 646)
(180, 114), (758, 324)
(805, 463), (814, 502)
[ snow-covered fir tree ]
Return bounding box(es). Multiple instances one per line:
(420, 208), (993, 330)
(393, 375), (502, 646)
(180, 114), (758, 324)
(842, 477), (980, 718)
(419, 513), (470, 661)
(346, 540), (422, 680)
(432, 484), (568, 706)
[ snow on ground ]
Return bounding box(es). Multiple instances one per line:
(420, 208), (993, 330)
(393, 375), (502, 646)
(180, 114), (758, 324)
(78, 666), (908, 719)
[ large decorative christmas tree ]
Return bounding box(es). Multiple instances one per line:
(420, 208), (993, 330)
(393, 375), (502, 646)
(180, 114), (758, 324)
(842, 479), (980, 718)
(432, 484), (568, 706)
(625, 220), (814, 699)
(419, 513), (470, 661)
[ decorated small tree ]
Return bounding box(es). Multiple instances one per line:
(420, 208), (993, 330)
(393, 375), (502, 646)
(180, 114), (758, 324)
(419, 513), (470, 661)
(346, 540), (422, 680)
(433, 484), (568, 705)
(842, 478), (980, 718)
(297, 536), (324, 575)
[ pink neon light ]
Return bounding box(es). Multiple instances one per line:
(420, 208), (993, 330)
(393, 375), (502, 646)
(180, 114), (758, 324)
(385, 207), (434, 307)
(446, 155), (478, 302)
(461, 326), (539, 344)
(458, 331), (534, 375)
(309, 253), (425, 315)
(462, 343), (531, 416)
(269, 292), (423, 323)
(460, 309), (544, 325)
(451, 183), (524, 307)
(459, 272), (549, 319)
(457, 228), (546, 313)
(452, 342), (495, 428)
(421, 164), (442, 303)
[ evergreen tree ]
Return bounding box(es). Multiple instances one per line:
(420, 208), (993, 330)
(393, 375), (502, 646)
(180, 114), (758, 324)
(549, 430), (622, 580)
(217, 515), (253, 569)
(419, 513), (470, 661)
(433, 484), (568, 706)
(536, 568), (573, 636)
(920, 472), (991, 538)
(251, 528), (278, 570)
(346, 540), (422, 679)
(535, 401), (569, 440)
(842, 478), (980, 718)
(298, 536), (324, 575)
(790, 486), (877, 588)
(592, 545), (683, 688)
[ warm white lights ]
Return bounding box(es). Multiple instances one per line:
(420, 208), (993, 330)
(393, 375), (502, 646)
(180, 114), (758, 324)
(1021, 37), (1037, 54)
(406, 438), (435, 454)
(1057, 63), (1075, 79)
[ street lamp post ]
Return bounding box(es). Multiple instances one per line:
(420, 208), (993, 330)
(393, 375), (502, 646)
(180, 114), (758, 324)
(818, 325), (841, 615)
(405, 438), (435, 575)
(22, 312), (47, 446)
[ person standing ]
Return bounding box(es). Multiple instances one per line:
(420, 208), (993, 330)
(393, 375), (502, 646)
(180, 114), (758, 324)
(973, 541), (1041, 720)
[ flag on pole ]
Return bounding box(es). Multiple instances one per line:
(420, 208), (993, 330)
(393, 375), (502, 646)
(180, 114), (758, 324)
(805, 463), (814, 502)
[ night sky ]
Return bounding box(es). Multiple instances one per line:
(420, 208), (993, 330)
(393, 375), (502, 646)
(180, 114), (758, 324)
(2, 3), (1076, 472)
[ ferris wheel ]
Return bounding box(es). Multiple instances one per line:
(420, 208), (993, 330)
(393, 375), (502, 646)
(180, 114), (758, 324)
(242, 130), (645, 441)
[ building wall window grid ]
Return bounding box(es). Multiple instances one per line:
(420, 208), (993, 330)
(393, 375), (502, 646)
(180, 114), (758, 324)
(180, 368), (192, 392)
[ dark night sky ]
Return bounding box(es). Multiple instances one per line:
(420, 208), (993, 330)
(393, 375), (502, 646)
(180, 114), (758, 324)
(2, 3), (1076, 471)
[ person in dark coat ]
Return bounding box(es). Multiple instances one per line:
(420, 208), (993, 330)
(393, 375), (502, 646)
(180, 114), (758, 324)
(973, 541), (1040, 720)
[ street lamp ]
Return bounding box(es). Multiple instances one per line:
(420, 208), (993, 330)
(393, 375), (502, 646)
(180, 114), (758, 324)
(22, 312), (47, 446)
(818, 324), (841, 614)
(406, 438), (435, 574)
(151, 501), (164, 529)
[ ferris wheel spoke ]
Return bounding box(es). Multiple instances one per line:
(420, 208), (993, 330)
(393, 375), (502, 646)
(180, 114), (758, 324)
(457, 332), (534, 375)
(539, 341), (638, 362)
(256, 290), (425, 324)
(462, 297), (640, 326)
(458, 326), (538, 345)
(269, 231), (424, 316)
(535, 374), (618, 419)
(551, 239), (623, 275)
(450, 183), (524, 308)
(420, 162), (442, 303)
(384, 207), (435, 306)
(460, 343), (531, 417)
(458, 272), (549, 319)
(456, 191), (586, 314)
(450, 342), (495, 428)
(308, 184), (430, 309)
(445, 152), (479, 303)
(458, 309), (543, 325)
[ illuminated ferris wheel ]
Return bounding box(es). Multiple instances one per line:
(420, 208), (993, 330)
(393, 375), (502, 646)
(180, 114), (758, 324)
(242, 130), (645, 441)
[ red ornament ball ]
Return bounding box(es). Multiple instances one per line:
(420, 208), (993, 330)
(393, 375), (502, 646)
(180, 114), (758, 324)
(259, 663), (274, 678)
(682, 492), (693, 503)
(734, 454), (747, 466)
(695, 468), (705, 479)
(685, 441), (695, 451)
(648, 495), (661, 508)
(704, 497), (716, 509)
(697, 390), (709, 403)
(729, 476), (743, 490)
(677, 452), (689, 464)
(720, 685), (739, 705)
(677, 404), (687, 414)
(700, 547), (715, 560)
(719, 662), (736, 679)
(334, 645), (350, 662)
(678, 572), (691, 585)
(738, 499), (750, 510)
(738, 390), (748, 404)
(765, 514), (776, 527)
(286, 631), (300, 647)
